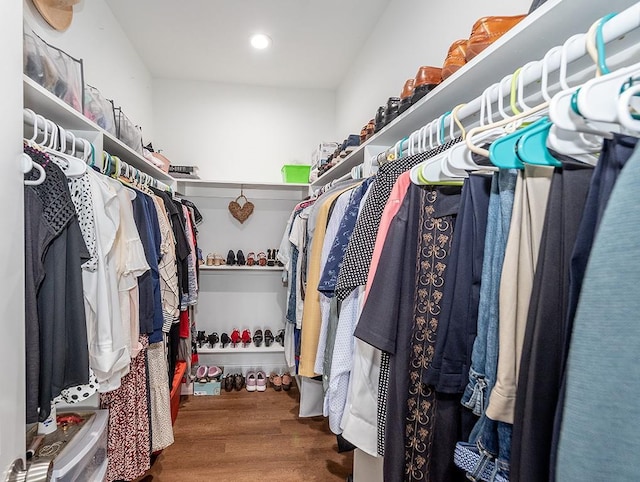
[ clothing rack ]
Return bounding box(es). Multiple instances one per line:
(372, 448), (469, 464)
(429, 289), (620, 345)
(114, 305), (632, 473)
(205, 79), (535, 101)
(23, 108), (173, 193)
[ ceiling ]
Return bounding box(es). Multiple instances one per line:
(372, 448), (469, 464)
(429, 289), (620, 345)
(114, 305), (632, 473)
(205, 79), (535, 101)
(105, 0), (391, 89)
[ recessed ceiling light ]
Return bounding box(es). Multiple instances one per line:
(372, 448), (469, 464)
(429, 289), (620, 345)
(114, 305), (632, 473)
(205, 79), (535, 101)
(250, 33), (272, 50)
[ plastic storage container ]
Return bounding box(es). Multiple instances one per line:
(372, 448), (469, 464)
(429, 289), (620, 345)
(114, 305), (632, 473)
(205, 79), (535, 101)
(281, 164), (311, 183)
(51, 410), (108, 482)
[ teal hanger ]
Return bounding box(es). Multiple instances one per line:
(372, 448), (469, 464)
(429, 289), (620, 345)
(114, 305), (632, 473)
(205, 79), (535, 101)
(596, 13), (618, 75)
(516, 117), (561, 167)
(488, 117), (551, 169)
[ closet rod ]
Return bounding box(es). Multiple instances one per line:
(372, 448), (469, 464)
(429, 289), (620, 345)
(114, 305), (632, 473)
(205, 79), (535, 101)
(441, 2), (640, 136)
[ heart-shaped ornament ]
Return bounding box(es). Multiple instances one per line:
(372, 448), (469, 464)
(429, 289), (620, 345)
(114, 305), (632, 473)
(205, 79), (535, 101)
(228, 195), (255, 224)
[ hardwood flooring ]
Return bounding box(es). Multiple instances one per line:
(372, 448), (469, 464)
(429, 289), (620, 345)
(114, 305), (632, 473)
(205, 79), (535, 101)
(137, 384), (353, 482)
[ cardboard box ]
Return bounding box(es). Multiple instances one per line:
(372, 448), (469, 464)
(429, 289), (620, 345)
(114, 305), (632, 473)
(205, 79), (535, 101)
(193, 380), (221, 396)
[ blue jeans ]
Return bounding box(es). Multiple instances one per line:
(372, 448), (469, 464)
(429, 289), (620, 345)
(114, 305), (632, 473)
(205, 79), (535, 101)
(461, 170), (518, 475)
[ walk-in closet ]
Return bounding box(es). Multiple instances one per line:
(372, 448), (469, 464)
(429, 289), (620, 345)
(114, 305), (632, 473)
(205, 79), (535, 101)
(3, 0), (640, 480)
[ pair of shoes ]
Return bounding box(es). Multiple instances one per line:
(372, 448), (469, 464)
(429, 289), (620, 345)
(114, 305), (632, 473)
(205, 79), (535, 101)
(246, 371), (267, 392)
(269, 372), (292, 391)
(266, 249), (279, 266)
(442, 15), (526, 80)
(257, 252), (268, 266)
(246, 252), (256, 266)
(207, 332), (219, 347)
(196, 330), (207, 348)
(230, 329), (252, 346)
(195, 365), (222, 383)
(374, 97), (401, 133)
(223, 373), (246, 391)
(339, 134), (360, 158)
(226, 250), (247, 266)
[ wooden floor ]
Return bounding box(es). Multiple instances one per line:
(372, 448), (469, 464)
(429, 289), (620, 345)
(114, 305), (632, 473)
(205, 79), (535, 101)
(137, 383), (353, 482)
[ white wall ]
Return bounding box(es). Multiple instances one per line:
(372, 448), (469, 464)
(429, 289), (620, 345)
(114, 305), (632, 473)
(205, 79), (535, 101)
(335, 0), (532, 137)
(152, 79), (336, 182)
(23, 0), (155, 140)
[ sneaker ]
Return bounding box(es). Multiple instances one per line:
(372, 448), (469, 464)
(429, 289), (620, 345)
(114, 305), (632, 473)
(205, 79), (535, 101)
(256, 371), (267, 392)
(246, 371), (257, 392)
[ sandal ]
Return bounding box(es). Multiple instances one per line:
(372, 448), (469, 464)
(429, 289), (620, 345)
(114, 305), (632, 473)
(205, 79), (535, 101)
(264, 329), (274, 347)
(281, 372), (292, 391)
(253, 329), (263, 347)
(220, 332), (231, 348)
(234, 373), (245, 391)
(196, 330), (207, 348)
(269, 372), (282, 391)
(246, 252), (256, 266)
(257, 251), (267, 266)
(241, 329), (251, 346)
(230, 329), (241, 346)
(275, 329), (285, 347)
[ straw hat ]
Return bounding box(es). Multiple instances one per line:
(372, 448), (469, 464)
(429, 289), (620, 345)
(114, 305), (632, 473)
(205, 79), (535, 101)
(32, 0), (80, 32)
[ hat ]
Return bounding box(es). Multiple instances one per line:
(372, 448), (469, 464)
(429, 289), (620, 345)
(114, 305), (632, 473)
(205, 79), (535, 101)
(31, 0), (80, 32)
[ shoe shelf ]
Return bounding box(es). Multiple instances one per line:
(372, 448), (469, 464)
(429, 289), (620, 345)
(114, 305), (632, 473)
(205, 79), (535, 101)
(197, 344), (285, 354)
(199, 265), (284, 272)
(176, 179), (310, 198)
(310, 0), (639, 187)
(23, 75), (177, 186)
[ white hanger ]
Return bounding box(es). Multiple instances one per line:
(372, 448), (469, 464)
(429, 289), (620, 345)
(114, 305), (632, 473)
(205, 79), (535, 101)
(616, 83), (640, 131)
(22, 109), (47, 186)
(41, 124), (87, 178)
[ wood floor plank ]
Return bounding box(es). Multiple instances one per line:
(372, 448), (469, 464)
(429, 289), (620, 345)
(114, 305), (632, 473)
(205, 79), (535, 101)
(136, 385), (353, 481)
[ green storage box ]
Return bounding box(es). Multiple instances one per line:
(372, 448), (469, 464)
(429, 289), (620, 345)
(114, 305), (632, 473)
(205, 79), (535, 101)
(281, 164), (311, 183)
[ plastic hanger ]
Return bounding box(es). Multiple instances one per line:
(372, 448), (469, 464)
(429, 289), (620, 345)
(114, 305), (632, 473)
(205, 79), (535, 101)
(22, 109), (47, 186)
(42, 125), (87, 178)
(515, 117), (562, 166)
(616, 83), (640, 131)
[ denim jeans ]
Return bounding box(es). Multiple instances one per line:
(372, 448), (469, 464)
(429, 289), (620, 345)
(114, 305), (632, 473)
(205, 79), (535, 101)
(461, 170), (518, 477)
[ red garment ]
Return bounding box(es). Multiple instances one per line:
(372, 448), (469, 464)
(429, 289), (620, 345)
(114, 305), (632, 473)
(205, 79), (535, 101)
(179, 309), (190, 338)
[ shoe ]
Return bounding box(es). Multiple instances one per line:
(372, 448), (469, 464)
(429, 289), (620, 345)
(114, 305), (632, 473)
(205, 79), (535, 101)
(264, 329), (274, 347)
(442, 39), (468, 80)
(224, 375), (234, 392)
(275, 329), (285, 347)
(281, 372), (292, 391)
(365, 119), (375, 140)
(207, 365), (222, 380)
(374, 106), (385, 133)
(221, 332), (231, 348)
(230, 329), (241, 346)
(276, 250), (283, 267)
(267, 249), (276, 267)
(383, 97), (401, 126)
(269, 372), (282, 391)
(241, 329), (251, 346)
(246, 252), (256, 266)
(411, 66), (442, 105)
(195, 365), (208, 382)
(196, 330), (207, 348)
(257, 252), (267, 266)
(236, 250), (246, 265)
(226, 249), (236, 266)
(398, 78), (415, 115)
(246, 371), (257, 392)
(206, 253), (215, 266)
(256, 371), (267, 392)
(207, 332), (219, 347)
(465, 15), (526, 62)
(253, 329), (263, 347)
(234, 373), (245, 391)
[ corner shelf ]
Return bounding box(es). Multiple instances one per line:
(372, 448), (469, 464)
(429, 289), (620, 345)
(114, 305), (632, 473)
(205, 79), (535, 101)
(197, 344), (285, 354)
(23, 75), (177, 185)
(199, 265), (284, 272)
(311, 0), (640, 187)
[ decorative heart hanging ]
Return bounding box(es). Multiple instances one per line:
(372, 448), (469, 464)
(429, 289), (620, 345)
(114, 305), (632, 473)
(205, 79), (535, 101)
(228, 193), (255, 224)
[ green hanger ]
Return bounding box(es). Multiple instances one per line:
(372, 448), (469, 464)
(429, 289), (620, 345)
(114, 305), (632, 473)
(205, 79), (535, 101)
(516, 117), (561, 167)
(488, 117), (551, 169)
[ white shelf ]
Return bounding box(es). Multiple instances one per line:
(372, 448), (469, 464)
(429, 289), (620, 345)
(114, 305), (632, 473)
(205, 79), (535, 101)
(200, 265), (284, 272)
(311, 0), (640, 187)
(176, 179), (309, 190)
(23, 75), (177, 184)
(197, 344), (285, 354)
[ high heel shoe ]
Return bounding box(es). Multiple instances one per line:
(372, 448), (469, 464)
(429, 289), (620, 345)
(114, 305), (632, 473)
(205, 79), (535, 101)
(237, 250), (246, 266)
(230, 329), (241, 346)
(275, 329), (285, 347)
(241, 329), (251, 346)
(220, 333), (231, 348)
(264, 329), (274, 347)
(226, 250), (236, 266)
(253, 329), (263, 347)
(207, 332), (219, 347)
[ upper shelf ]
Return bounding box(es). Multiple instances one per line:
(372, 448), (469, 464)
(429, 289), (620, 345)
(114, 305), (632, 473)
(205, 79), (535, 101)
(176, 179), (309, 191)
(200, 265), (284, 272)
(23, 75), (177, 184)
(311, 0), (640, 187)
